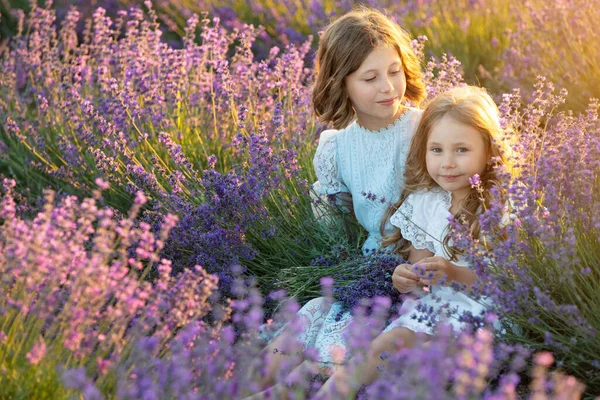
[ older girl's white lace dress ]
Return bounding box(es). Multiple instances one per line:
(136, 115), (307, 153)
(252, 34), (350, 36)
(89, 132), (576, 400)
(275, 110), (422, 365)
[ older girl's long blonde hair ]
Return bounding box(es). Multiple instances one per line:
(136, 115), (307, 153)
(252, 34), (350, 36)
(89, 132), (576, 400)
(380, 86), (512, 259)
(312, 7), (426, 129)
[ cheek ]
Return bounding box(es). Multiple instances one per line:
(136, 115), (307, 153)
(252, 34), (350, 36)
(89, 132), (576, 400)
(348, 83), (369, 101)
(344, 85), (359, 106)
(395, 73), (407, 89)
(476, 154), (490, 174)
(425, 154), (435, 172)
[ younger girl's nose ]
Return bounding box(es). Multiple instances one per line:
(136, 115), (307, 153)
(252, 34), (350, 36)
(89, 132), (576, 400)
(441, 156), (456, 169)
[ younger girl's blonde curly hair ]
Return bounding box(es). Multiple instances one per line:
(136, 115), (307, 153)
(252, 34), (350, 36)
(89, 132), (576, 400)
(380, 86), (513, 259)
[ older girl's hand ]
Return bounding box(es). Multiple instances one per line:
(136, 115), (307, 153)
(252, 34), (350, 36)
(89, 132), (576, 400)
(392, 263), (420, 293)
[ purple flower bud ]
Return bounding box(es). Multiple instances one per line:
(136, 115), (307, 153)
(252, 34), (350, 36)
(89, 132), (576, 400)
(25, 336), (47, 365)
(469, 173), (481, 188)
(135, 191), (147, 205)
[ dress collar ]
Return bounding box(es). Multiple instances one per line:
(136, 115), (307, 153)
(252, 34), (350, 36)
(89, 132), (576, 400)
(352, 108), (413, 135)
(429, 187), (453, 215)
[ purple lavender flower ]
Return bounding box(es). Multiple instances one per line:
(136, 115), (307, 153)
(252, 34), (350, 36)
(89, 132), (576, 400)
(331, 253), (406, 318)
(25, 336), (47, 365)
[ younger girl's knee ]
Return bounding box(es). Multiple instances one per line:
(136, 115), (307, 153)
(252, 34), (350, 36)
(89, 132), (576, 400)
(370, 327), (415, 358)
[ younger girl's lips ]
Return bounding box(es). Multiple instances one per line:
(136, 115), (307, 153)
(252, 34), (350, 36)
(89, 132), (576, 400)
(442, 175), (461, 182)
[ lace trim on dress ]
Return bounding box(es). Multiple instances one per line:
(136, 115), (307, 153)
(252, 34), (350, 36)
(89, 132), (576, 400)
(354, 108), (411, 135)
(433, 189), (453, 242)
(390, 195), (437, 253)
(439, 189), (452, 212)
(426, 189), (454, 258)
(313, 131), (350, 195)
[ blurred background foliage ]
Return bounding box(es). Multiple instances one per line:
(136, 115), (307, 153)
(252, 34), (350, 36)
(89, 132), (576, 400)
(1, 0), (600, 395)
(3, 0), (598, 110)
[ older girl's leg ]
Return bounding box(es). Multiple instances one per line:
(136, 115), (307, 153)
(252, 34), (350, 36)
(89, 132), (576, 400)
(316, 327), (423, 398)
(244, 360), (344, 400)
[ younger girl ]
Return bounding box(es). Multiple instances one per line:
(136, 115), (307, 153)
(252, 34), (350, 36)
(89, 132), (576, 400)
(317, 85), (512, 397)
(248, 7), (426, 397)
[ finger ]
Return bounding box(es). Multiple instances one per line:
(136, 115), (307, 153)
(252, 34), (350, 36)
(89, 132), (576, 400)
(394, 281), (414, 292)
(395, 278), (418, 291)
(404, 277), (418, 286)
(397, 271), (420, 281)
(421, 274), (438, 285)
(411, 263), (426, 273)
(411, 264), (430, 277)
(397, 266), (420, 279)
(423, 272), (445, 285)
(422, 260), (443, 270)
(394, 279), (417, 292)
(398, 282), (416, 292)
(424, 263), (442, 271)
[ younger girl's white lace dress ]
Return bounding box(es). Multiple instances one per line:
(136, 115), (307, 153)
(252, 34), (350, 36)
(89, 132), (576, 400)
(289, 188), (489, 365)
(382, 188), (489, 335)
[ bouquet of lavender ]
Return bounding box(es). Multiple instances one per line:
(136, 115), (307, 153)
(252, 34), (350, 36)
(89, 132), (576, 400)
(277, 251), (406, 315)
(331, 253), (406, 315)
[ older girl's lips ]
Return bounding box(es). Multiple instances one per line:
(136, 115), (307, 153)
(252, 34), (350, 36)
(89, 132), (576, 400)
(377, 97), (397, 105)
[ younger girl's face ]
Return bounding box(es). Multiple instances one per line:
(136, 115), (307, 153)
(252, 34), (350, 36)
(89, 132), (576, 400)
(426, 115), (489, 202)
(344, 45), (407, 131)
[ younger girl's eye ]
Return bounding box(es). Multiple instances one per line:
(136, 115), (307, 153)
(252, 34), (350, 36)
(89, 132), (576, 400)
(390, 70), (402, 75)
(457, 147), (468, 153)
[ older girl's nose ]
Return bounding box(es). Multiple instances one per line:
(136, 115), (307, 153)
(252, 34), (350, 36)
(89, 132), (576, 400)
(380, 76), (393, 92)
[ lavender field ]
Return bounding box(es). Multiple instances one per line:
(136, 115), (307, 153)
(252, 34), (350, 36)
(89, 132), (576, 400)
(0, 0), (599, 398)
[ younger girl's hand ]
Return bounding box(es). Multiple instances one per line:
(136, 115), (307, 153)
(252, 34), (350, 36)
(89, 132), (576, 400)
(392, 263), (420, 293)
(416, 256), (454, 285)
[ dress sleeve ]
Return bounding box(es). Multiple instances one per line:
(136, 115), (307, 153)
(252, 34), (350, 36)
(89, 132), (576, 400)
(312, 130), (350, 195)
(389, 192), (437, 253)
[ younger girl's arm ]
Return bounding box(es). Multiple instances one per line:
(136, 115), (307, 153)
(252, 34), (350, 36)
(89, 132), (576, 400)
(408, 245), (434, 264)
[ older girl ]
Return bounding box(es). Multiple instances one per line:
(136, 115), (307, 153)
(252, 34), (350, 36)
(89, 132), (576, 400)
(249, 7), (426, 397)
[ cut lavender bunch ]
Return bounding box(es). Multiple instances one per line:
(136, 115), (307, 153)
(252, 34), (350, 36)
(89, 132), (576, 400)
(330, 253), (407, 317)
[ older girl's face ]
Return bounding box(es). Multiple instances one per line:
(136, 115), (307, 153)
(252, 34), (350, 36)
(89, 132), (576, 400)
(344, 45), (407, 131)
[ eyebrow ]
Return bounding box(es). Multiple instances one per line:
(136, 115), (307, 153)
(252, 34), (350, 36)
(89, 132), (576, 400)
(428, 142), (470, 146)
(361, 62), (402, 74)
